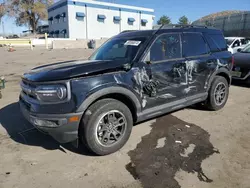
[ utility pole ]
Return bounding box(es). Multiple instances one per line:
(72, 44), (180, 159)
(2, 21), (5, 37)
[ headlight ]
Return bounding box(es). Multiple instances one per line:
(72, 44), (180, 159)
(35, 85), (67, 102)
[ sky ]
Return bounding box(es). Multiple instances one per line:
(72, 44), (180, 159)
(0, 0), (249, 35)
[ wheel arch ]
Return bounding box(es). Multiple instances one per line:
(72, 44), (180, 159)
(208, 68), (231, 90)
(76, 86), (141, 123)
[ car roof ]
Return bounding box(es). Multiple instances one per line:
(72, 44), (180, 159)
(115, 25), (223, 38)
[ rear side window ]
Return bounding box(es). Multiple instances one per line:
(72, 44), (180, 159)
(205, 34), (227, 52)
(182, 33), (209, 57)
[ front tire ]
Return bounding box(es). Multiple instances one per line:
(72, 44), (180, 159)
(205, 76), (229, 111)
(80, 99), (133, 156)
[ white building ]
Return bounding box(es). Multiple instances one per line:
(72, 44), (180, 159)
(48, 0), (154, 39)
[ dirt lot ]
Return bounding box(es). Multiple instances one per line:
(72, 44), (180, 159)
(0, 47), (250, 188)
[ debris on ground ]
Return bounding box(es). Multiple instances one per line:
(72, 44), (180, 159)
(175, 140), (182, 144)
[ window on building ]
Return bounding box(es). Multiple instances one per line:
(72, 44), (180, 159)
(54, 30), (59, 38)
(76, 12), (85, 21)
(98, 14), (106, 23)
(128, 18), (135, 25)
(49, 31), (54, 38)
(61, 29), (67, 38)
(61, 12), (66, 22)
(113, 16), (121, 24)
(48, 17), (53, 25)
(148, 33), (181, 62)
(54, 14), (60, 23)
(141, 19), (148, 27)
(182, 33), (209, 57)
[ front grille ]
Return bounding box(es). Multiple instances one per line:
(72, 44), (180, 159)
(20, 80), (38, 100)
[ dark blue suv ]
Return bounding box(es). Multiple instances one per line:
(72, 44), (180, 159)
(19, 25), (233, 155)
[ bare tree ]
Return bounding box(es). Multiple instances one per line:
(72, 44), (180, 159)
(7, 0), (54, 33)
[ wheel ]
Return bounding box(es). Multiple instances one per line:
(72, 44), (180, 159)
(205, 76), (229, 111)
(80, 99), (133, 156)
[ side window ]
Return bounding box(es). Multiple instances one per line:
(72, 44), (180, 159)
(182, 33), (209, 57)
(149, 33), (181, 62)
(232, 40), (240, 48)
(240, 39), (250, 45)
(205, 34), (227, 52)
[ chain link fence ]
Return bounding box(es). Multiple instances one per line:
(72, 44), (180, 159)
(193, 11), (250, 37)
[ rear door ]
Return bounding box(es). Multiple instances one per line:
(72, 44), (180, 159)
(182, 32), (216, 96)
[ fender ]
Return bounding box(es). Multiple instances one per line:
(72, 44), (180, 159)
(76, 86), (142, 114)
(207, 67), (231, 91)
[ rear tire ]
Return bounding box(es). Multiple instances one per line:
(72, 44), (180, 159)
(80, 99), (133, 156)
(204, 76), (229, 111)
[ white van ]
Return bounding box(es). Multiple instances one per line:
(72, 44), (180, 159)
(225, 37), (250, 54)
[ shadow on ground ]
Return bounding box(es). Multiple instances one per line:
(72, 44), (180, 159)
(126, 115), (220, 188)
(231, 80), (250, 88)
(0, 102), (92, 155)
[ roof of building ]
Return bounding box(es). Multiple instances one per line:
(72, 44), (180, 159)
(49, 0), (154, 13)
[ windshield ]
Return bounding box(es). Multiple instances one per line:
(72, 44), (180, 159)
(90, 37), (147, 61)
(241, 44), (250, 53)
(226, 39), (234, 46)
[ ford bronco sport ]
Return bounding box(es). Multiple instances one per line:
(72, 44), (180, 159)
(20, 25), (233, 155)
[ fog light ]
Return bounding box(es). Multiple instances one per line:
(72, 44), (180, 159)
(30, 116), (58, 128)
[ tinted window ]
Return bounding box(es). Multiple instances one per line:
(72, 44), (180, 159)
(205, 34), (227, 52)
(240, 38), (250, 45)
(182, 33), (209, 57)
(149, 33), (181, 62)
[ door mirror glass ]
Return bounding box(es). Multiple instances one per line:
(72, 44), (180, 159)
(237, 48), (242, 52)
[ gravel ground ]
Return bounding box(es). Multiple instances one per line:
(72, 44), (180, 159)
(0, 47), (250, 188)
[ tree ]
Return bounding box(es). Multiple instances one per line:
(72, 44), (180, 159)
(0, 3), (6, 22)
(157, 15), (171, 25)
(7, 0), (54, 33)
(178, 16), (189, 25)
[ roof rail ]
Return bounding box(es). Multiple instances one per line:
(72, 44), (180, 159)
(120, 30), (138, 34)
(156, 24), (215, 29)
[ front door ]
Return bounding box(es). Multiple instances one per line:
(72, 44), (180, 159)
(143, 33), (188, 109)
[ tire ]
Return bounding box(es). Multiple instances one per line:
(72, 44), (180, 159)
(205, 76), (229, 111)
(80, 98), (133, 156)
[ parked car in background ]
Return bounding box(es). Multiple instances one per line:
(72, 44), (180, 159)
(19, 25), (232, 155)
(232, 44), (250, 84)
(6, 34), (20, 39)
(226, 37), (250, 54)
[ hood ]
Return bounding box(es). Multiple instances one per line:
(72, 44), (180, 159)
(234, 52), (250, 68)
(22, 59), (129, 82)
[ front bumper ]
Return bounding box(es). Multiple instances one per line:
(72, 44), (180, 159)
(19, 101), (83, 143)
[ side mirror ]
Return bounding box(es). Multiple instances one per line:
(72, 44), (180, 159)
(237, 48), (242, 52)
